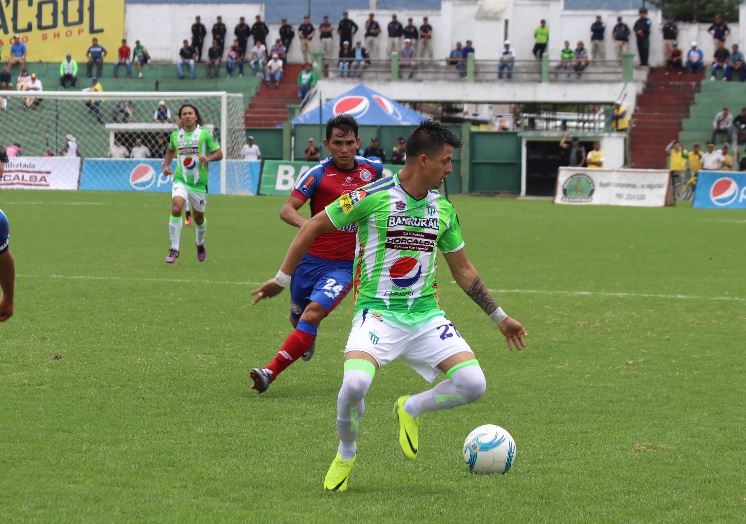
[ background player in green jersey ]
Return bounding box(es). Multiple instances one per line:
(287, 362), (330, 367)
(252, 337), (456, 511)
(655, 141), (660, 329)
(252, 120), (527, 492)
(161, 104), (223, 263)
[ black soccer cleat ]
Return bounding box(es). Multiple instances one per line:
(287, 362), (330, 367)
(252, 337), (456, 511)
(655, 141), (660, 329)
(250, 368), (273, 394)
(301, 340), (317, 362)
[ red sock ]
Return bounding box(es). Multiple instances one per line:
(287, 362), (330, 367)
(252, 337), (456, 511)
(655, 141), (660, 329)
(266, 329), (316, 378)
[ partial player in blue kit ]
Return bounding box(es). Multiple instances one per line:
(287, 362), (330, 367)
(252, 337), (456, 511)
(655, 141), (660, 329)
(0, 209), (15, 321)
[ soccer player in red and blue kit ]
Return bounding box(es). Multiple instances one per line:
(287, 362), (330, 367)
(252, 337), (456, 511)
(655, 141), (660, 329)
(250, 115), (383, 393)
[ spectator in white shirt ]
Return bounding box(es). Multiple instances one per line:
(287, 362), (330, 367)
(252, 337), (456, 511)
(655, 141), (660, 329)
(21, 72), (42, 108)
(154, 100), (172, 122)
(700, 141), (724, 170)
(61, 134), (78, 157)
(498, 40), (515, 79)
(130, 138), (150, 159)
(241, 136), (261, 161)
(250, 42), (267, 76)
(109, 138), (129, 159)
(711, 106), (733, 144)
(265, 53), (283, 86)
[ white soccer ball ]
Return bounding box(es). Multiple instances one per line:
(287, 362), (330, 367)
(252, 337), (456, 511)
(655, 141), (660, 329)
(463, 424), (516, 475)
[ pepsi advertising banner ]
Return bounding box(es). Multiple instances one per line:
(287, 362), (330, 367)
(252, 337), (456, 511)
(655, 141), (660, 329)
(79, 159), (260, 195)
(693, 171), (746, 209)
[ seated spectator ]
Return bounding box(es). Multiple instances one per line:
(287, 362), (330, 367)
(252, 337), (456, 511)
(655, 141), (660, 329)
(270, 39), (287, 64)
(0, 66), (13, 89)
(8, 36), (26, 72)
(250, 41), (267, 77)
(611, 103), (629, 131)
(363, 136), (385, 161)
(558, 41), (574, 78)
(399, 39), (416, 79)
(304, 138), (321, 161)
(206, 41), (222, 79)
(459, 40), (474, 78)
(297, 62), (317, 99)
(21, 72), (42, 108)
(686, 41), (704, 74)
(739, 148), (746, 171)
(113, 39), (132, 79)
(83, 78), (104, 124)
(59, 53), (78, 88)
(154, 100), (172, 122)
(15, 69), (30, 91)
(710, 40), (730, 80)
(338, 41), (354, 77)
(226, 40), (244, 78)
(132, 40), (150, 79)
(177, 40), (196, 79)
(265, 53), (283, 86)
(701, 141), (723, 170)
(351, 41), (371, 77)
(711, 106), (733, 144)
(721, 144), (733, 170)
(573, 41), (589, 77)
(725, 44), (745, 82)
(130, 138), (150, 159)
(391, 137), (406, 164)
(732, 107), (746, 144)
(86, 37), (107, 78)
(6, 143), (21, 158)
(498, 40), (515, 80)
(60, 134), (78, 157)
(109, 137), (129, 159)
(111, 100), (134, 123)
(666, 42), (683, 71)
(446, 42), (463, 68)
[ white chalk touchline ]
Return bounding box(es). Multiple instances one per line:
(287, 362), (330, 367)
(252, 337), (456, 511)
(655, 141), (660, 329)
(19, 274), (263, 287)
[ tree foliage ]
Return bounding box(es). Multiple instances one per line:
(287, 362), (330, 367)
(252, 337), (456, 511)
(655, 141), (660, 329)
(651, 0), (740, 22)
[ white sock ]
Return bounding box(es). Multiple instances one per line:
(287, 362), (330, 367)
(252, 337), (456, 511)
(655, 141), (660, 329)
(168, 215), (182, 250)
(404, 363), (486, 417)
(196, 219), (207, 246)
(336, 365), (374, 460)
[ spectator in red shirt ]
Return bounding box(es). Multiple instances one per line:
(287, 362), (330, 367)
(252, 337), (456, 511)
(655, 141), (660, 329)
(113, 39), (132, 79)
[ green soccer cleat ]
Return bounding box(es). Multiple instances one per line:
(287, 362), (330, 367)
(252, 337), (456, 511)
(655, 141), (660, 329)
(394, 395), (421, 460)
(323, 453), (356, 492)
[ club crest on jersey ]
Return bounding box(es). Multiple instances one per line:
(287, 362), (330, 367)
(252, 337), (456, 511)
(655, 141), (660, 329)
(183, 157), (196, 170)
(395, 201), (406, 211)
(426, 204), (438, 216)
(389, 256), (422, 288)
(360, 169), (372, 182)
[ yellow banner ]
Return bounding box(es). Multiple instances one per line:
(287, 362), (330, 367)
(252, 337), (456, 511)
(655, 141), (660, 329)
(0, 0), (125, 63)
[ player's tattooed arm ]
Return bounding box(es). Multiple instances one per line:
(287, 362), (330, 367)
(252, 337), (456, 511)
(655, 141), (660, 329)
(467, 276), (498, 316)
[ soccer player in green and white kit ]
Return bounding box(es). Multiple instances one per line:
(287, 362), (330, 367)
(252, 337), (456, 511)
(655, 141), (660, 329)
(252, 120), (527, 492)
(161, 104), (223, 263)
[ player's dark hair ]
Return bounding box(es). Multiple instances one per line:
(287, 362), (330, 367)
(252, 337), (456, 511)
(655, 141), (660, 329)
(405, 119), (462, 160)
(325, 114), (358, 140)
(178, 103), (204, 126)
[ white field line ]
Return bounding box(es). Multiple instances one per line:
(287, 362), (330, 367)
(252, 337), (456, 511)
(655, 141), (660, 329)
(19, 274), (263, 287)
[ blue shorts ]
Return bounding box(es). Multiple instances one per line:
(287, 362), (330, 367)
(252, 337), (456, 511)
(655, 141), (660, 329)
(0, 209), (9, 255)
(290, 254), (353, 322)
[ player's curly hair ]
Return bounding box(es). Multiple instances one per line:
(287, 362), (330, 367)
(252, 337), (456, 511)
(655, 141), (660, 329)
(325, 114), (359, 140)
(406, 119), (462, 160)
(177, 103), (204, 126)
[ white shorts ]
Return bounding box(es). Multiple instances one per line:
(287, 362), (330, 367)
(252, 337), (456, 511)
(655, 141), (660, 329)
(172, 182), (207, 213)
(344, 311), (474, 382)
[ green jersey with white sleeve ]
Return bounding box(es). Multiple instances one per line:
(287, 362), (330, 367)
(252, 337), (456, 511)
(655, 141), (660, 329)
(168, 125), (220, 192)
(325, 174), (464, 327)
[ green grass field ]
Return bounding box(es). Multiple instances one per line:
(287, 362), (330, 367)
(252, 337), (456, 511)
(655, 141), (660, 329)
(1, 190), (744, 522)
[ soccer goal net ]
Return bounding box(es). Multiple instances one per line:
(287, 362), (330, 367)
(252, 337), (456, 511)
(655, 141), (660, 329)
(0, 90), (251, 194)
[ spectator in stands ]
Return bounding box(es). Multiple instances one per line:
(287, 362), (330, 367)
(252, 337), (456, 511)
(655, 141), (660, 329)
(533, 20), (549, 59)
(212, 15), (227, 56)
(297, 62), (317, 99)
(338, 41), (354, 77)
(226, 40), (244, 78)
(689, 144), (702, 175)
(633, 8), (651, 67)
(686, 42), (704, 74)
(666, 42), (683, 72)
(586, 141), (604, 168)
(298, 16), (315, 65)
(460, 40), (475, 78)
(7, 36), (27, 72)
(721, 144), (733, 170)
(15, 69), (30, 92)
(557, 41), (574, 78)
(352, 41), (371, 77)
(61, 134), (78, 157)
(711, 106), (733, 144)
(59, 53), (78, 88)
(739, 150), (746, 171)
(206, 41), (222, 79)
(21, 72), (42, 108)
(250, 41), (267, 77)
(403, 18), (419, 52)
(234, 17), (251, 58)
(83, 78), (103, 124)
(131, 138), (150, 159)
(710, 40), (730, 80)
(191, 16), (207, 62)
(154, 100), (172, 123)
(132, 40), (150, 79)
(338, 11), (358, 51)
(363, 136), (385, 161)
(0, 66), (11, 89)
(590, 15), (606, 61)
(725, 44), (745, 82)
(419, 17), (433, 59)
(252, 15), (270, 46)
(6, 143), (21, 158)
(113, 39), (132, 79)
(732, 107), (746, 144)
(574, 41), (589, 77)
(86, 37), (107, 78)
(391, 137), (406, 164)
(560, 132), (586, 167)
(660, 17), (677, 60)
(701, 142), (723, 170)
(611, 103), (629, 131)
(498, 40), (515, 80)
(241, 136), (261, 161)
(708, 15), (730, 45)
(305, 138), (321, 161)
(270, 39), (287, 64)
(319, 16), (334, 62)
(280, 18), (295, 55)
(111, 100), (134, 122)
(399, 39), (416, 78)
(446, 42), (463, 71)
(109, 138), (129, 159)
(265, 53), (283, 87)
(177, 40), (196, 79)
(364, 13), (381, 59)
(665, 140), (688, 193)
(612, 17), (630, 62)
(387, 14), (403, 56)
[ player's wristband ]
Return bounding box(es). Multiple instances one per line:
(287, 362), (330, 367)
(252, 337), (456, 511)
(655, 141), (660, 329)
(489, 307), (508, 326)
(274, 270), (291, 288)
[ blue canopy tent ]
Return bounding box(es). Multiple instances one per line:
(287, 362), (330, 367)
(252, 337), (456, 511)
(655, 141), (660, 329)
(291, 84), (427, 126)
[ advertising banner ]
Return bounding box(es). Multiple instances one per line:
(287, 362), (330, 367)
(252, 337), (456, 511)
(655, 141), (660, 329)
(554, 167), (671, 207)
(80, 159), (260, 195)
(693, 171), (746, 209)
(260, 160), (403, 196)
(0, 0), (125, 63)
(0, 156), (80, 189)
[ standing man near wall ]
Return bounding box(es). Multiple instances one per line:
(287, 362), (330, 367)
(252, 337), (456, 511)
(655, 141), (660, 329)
(387, 14), (404, 56)
(298, 16), (315, 65)
(533, 20), (549, 60)
(235, 17), (252, 60)
(661, 17), (678, 63)
(590, 16), (606, 61)
(280, 19), (295, 57)
(419, 17), (433, 59)
(191, 16), (207, 63)
(338, 11), (358, 52)
(612, 17), (630, 62)
(252, 15), (270, 46)
(212, 16), (227, 57)
(319, 15), (335, 74)
(633, 8), (651, 67)
(364, 13), (381, 60)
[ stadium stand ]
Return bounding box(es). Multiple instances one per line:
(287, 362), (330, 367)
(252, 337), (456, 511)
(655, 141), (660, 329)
(264, 1), (441, 23)
(245, 64), (305, 127)
(678, 81), (746, 148)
